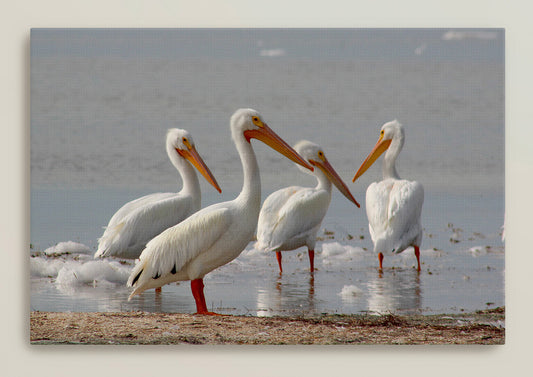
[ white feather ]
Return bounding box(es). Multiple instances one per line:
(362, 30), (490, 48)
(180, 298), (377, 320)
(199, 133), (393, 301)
(256, 140), (357, 259)
(127, 205), (232, 297)
(356, 120), (424, 261)
(367, 178), (424, 255)
(257, 186), (330, 252)
(127, 109), (312, 305)
(96, 193), (196, 259)
(95, 129), (215, 259)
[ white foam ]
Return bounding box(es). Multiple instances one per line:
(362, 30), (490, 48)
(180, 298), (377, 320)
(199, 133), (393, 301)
(442, 30), (498, 41)
(259, 48), (286, 57)
(44, 241), (92, 256)
(467, 246), (488, 257)
(55, 259), (132, 288)
(30, 256), (66, 278)
(338, 285), (363, 301)
(321, 242), (365, 259)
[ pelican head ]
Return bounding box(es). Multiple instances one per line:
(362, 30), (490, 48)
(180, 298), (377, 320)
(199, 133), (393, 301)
(294, 140), (360, 207)
(352, 120), (405, 182)
(166, 128), (221, 193)
(230, 108), (314, 171)
(379, 120), (405, 148)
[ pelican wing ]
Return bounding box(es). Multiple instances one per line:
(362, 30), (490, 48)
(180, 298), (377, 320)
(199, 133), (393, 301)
(127, 206), (231, 295)
(387, 180), (424, 252)
(95, 193), (196, 258)
(105, 192), (177, 230)
(365, 181), (390, 245)
(366, 179), (423, 253)
(256, 186), (300, 246)
(257, 186), (330, 251)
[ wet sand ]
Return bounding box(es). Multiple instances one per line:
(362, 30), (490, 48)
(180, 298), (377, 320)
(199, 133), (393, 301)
(30, 307), (504, 345)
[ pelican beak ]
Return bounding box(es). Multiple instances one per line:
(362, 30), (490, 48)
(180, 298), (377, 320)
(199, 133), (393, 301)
(352, 136), (392, 182)
(244, 123), (314, 171)
(311, 158), (360, 207)
(177, 146), (222, 193)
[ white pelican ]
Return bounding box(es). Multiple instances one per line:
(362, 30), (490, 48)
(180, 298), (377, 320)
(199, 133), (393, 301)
(352, 120), (424, 271)
(94, 128), (221, 260)
(127, 109), (313, 315)
(256, 140), (360, 272)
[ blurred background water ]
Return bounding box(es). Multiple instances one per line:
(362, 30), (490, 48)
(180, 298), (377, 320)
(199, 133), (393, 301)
(30, 28), (504, 316)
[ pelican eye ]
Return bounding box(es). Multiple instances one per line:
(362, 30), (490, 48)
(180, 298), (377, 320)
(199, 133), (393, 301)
(181, 137), (192, 149)
(251, 116), (263, 127)
(380, 130), (384, 136)
(318, 150), (326, 161)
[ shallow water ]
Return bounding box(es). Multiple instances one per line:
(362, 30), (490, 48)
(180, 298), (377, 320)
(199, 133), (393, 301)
(30, 239), (504, 316)
(30, 29), (504, 316)
(30, 188), (504, 315)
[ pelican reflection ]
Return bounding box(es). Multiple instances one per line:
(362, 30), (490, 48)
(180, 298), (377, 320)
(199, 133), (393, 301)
(256, 272), (316, 316)
(367, 268), (422, 313)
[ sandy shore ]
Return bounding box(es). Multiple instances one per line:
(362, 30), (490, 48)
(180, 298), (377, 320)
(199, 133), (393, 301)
(30, 307), (504, 345)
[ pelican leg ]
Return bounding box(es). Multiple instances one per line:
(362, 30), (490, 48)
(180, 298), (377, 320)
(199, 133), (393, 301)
(155, 287), (162, 293)
(276, 251), (283, 273)
(378, 252), (384, 271)
(414, 246), (421, 272)
(191, 278), (220, 315)
(308, 248), (315, 272)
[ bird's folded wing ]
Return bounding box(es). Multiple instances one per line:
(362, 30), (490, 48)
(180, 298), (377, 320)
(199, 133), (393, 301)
(259, 188), (329, 250)
(96, 194), (194, 258)
(257, 187), (300, 244)
(105, 192), (176, 230)
(388, 180), (424, 237)
(129, 206), (231, 285)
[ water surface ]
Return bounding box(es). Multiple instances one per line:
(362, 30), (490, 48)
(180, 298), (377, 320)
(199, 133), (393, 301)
(30, 28), (505, 316)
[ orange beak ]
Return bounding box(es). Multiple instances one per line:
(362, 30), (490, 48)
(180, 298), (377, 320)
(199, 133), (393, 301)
(352, 136), (392, 182)
(311, 158), (360, 207)
(244, 123), (314, 172)
(177, 146), (222, 193)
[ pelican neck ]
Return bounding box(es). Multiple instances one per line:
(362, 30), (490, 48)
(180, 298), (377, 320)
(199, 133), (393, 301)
(314, 168), (333, 193)
(382, 138), (403, 180)
(235, 137), (261, 209)
(179, 160), (201, 196)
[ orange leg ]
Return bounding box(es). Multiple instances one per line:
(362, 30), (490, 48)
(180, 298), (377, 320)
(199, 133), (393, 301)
(378, 252), (384, 271)
(308, 248), (315, 272)
(276, 251), (283, 273)
(191, 278), (220, 315)
(155, 287), (162, 293)
(414, 245), (421, 272)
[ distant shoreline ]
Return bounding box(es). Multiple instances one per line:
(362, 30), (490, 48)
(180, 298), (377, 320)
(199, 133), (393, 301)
(30, 307), (504, 345)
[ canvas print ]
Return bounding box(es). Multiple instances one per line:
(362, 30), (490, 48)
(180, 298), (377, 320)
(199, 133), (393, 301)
(30, 28), (504, 344)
